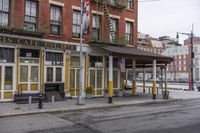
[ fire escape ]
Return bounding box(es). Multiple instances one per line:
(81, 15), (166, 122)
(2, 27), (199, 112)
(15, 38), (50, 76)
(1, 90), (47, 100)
(92, 0), (126, 43)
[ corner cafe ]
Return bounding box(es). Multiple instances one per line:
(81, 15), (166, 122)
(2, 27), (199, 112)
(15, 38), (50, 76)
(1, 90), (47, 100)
(0, 33), (85, 101)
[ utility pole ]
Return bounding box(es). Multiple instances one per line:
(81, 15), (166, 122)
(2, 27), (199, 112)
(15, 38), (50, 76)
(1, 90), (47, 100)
(77, 0), (85, 105)
(176, 24), (194, 90)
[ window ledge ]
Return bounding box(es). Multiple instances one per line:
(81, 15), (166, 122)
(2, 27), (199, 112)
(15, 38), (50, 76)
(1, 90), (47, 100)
(49, 34), (63, 38)
(72, 38), (85, 41)
(125, 8), (134, 12)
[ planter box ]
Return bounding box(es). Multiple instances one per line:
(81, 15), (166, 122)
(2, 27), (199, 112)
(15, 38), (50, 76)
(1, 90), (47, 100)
(86, 93), (92, 99)
(104, 93), (108, 98)
(116, 90), (123, 97)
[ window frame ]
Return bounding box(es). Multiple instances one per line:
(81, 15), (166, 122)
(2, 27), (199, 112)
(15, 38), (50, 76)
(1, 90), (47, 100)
(72, 10), (81, 38)
(0, 0), (10, 27)
(50, 5), (62, 35)
(24, 0), (38, 32)
(125, 21), (133, 45)
(92, 14), (101, 41)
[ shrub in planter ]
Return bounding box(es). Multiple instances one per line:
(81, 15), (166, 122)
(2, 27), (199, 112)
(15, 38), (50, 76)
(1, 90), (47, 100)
(85, 86), (94, 98)
(104, 89), (109, 97)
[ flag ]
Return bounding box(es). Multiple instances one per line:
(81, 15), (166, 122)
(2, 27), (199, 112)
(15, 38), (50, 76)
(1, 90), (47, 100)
(118, 58), (126, 73)
(82, 0), (90, 35)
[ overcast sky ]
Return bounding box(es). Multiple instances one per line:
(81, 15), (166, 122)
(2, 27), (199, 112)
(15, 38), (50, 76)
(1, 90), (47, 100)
(138, 0), (200, 44)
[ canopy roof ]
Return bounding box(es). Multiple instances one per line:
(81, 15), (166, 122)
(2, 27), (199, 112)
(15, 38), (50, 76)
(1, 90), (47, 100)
(91, 43), (173, 66)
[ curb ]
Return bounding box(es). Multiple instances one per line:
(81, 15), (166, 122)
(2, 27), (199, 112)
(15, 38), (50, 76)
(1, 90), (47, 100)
(0, 99), (180, 118)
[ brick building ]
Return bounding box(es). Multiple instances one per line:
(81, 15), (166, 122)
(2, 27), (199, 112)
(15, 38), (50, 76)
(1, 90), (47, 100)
(0, 0), (172, 102)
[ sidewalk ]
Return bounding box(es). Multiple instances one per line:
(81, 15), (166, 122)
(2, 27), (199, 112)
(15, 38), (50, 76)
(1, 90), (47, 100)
(0, 92), (177, 118)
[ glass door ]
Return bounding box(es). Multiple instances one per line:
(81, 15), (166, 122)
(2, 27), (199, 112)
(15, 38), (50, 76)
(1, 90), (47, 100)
(0, 65), (14, 101)
(20, 64), (39, 93)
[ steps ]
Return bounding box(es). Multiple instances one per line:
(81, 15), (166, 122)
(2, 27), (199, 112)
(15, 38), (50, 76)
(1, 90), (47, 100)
(45, 90), (64, 102)
(14, 93), (45, 104)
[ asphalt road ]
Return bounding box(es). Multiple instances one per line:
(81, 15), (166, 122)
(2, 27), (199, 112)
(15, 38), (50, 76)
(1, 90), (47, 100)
(1, 98), (200, 133)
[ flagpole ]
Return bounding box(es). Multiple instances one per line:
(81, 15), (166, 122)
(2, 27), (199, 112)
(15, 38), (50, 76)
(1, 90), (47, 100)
(77, 0), (85, 105)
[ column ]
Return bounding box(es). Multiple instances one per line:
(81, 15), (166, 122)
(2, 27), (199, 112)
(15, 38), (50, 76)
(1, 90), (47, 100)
(65, 53), (70, 97)
(152, 60), (157, 99)
(143, 67), (146, 93)
(40, 49), (44, 95)
(84, 54), (89, 89)
(108, 55), (113, 104)
(103, 56), (107, 91)
(164, 65), (168, 95)
(132, 60), (136, 96)
(16, 48), (19, 94)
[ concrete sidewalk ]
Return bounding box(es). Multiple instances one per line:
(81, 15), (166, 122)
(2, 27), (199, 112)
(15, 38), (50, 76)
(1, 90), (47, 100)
(0, 92), (177, 118)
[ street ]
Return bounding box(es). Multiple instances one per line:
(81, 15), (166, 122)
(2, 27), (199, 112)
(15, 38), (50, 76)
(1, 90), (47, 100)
(1, 98), (200, 133)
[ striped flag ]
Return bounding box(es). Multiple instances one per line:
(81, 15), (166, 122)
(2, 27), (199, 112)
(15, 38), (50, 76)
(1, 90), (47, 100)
(119, 58), (126, 73)
(82, 0), (90, 35)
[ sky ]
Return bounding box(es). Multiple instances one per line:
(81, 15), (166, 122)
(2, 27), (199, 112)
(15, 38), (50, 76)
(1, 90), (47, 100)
(138, 0), (200, 44)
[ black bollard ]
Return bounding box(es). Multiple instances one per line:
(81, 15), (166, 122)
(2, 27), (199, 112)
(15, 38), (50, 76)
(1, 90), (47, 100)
(38, 95), (43, 109)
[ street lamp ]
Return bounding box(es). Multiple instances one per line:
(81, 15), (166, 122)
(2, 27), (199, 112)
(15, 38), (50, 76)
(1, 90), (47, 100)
(176, 29), (194, 90)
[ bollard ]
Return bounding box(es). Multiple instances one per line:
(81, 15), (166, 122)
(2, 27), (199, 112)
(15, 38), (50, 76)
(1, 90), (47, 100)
(157, 87), (159, 95)
(28, 96), (32, 110)
(38, 95), (43, 109)
(52, 95), (55, 106)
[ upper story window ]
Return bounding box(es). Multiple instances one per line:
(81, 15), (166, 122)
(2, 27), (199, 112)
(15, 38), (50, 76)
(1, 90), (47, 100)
(50, 5), (62, 35)
(24, 0), (37, 32)
(0, 0), (9, 27)
(92, 14), (101, 41)
(125, 21), (133, 45)
(126, 0), (133, 10)
(72, 10), (81, 38)
(110, 18), (118, 42)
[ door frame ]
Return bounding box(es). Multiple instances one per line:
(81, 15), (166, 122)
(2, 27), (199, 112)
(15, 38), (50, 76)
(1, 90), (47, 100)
(19, 62), (40, 93)
(0, 63), (16, 101)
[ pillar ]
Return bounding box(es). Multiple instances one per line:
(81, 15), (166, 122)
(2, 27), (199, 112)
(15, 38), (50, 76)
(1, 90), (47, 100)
(164, 65), (168, 94)
(132, 60), (136, 96)
(65, 54), (70, 97)
(16, 48), (19, 94)
(152, 60), (157, 99)
(143, 67), (146, 93)
(84, 54), (89, 89)
(108, 55), (113, 104)
(40, 49), (44, 95)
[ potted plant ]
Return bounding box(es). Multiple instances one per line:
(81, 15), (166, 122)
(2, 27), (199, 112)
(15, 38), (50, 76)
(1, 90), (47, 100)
(116, 89), (123, 97)
(85, 86), (94, 99)
(104, 89), (109, 97)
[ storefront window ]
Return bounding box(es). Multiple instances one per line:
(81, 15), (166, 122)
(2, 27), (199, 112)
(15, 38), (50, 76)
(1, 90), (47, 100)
(4, 66), (13, 90)
(56, 67), (62, 82)
(30, 66), (38, 82)
(113, 70), (118, 88)
(47, 67), (53, 82)
(90, 70), (95, 88)
(70, 56), (80, 67)
(46, 52), (63, 65)
(20, 66), (28, 82)
(70, 69), (75, 88)
(20, 49), (39, 63)
(89, 56), (103, 68)
(97, 70), (102, 88)
(0, 48), (14, 63)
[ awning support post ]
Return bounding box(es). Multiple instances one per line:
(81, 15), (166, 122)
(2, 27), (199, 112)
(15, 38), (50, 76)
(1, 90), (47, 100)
(143, 67), (146, 93)
(152, 60), (157, 100)
(108, 55), (113, 104)
(132, 60), (136, 96)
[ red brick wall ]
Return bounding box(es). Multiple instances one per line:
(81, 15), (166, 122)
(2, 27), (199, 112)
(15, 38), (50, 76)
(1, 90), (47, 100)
(11, 0), (138, 46)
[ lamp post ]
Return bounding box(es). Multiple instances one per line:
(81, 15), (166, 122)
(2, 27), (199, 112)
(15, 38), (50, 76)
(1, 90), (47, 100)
(176, 28), (194, 90)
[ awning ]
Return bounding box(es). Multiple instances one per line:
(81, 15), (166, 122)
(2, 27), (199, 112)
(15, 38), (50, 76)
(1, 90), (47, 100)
(92, 44), (173, 66)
